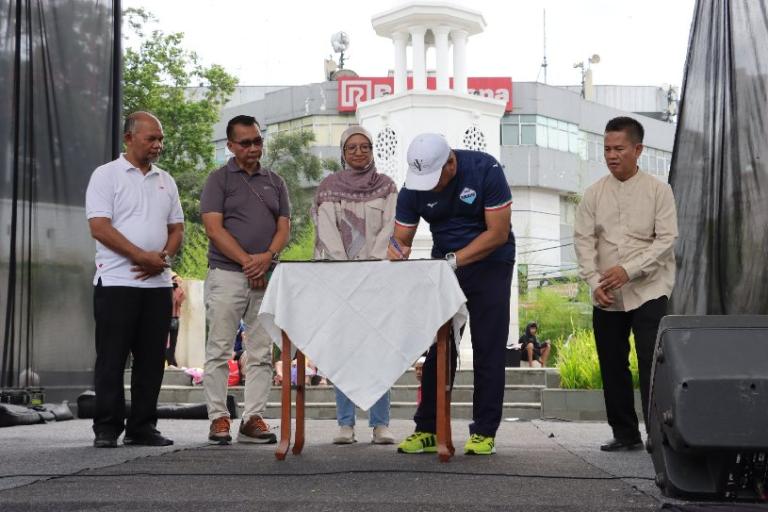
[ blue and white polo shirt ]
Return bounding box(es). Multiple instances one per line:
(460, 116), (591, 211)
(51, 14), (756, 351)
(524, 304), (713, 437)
(395, 149), (515, 263)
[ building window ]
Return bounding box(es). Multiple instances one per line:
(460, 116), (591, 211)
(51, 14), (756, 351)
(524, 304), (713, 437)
(214, 144), (232, 164)
(521, 115), (537, 145)
(638, 146), (671, 178)
(501, 124), (519, 145)
(521, 124), (537, 145)
(583, 131), (671, 178)
(584, 132), (605, 164)
(569, 124), (580, 154)
(501, 114), (579, 155)
(266, 115), (355, 147)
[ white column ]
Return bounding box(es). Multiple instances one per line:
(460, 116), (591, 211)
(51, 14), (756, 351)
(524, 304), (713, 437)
(451, 29), (468, 94)
(176, 279), (206, 368)
(434, 26), (450, 91)
(392, 32), (408, 94)
(410, 25), (427, 90)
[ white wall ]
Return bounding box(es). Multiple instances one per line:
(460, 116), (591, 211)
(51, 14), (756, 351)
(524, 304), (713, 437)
(175, 279), (206, 369)
(512, 187), (563, 282)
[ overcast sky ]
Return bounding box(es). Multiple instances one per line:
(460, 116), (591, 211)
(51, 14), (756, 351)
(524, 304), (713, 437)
(123, 0), (696, 90)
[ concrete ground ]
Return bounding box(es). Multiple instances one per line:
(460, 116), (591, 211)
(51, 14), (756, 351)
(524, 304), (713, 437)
(0, 418), (753, 511)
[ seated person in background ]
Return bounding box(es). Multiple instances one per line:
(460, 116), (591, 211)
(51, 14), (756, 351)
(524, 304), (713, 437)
(273, 358), (315, 386)
(306, 358), (328, 386)
(294, 359), (316, 385)
(519, 322), (551, 367)
(233, 320), (246, 385)
(166, 273), (185, 367)
(237, 351), (248, 385)
(273, 358), (284, 386)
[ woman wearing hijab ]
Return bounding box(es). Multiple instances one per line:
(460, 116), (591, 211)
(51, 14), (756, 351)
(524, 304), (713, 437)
(313, 125), (398, 445)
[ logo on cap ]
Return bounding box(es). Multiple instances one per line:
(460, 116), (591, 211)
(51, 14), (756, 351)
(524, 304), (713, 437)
(413, 159), (423, 173)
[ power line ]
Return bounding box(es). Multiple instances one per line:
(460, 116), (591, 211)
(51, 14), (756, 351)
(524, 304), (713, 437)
(518, 242), (574, 255)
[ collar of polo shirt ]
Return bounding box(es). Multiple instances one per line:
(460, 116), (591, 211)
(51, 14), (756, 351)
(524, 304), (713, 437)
(120, 154), (160, 176)
(226, 156), (264, 175)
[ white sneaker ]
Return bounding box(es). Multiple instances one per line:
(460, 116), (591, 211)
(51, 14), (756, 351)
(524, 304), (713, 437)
(333, 425), (356, 444)
(372, 425), (395, 444)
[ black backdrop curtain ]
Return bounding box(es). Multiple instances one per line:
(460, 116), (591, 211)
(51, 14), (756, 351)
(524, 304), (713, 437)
(0, 0), (120, 393)
(668, 0), (768, 314)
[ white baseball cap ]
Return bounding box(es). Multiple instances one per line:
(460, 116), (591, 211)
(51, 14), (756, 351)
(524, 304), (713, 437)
(405, 133), (451, 191)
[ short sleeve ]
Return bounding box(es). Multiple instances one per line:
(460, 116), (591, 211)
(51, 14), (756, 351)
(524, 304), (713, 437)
(85, 167), (114, 219)
(165, 174), (185, 224)
(200, 169), (225, 214)
(395, 190), (419, 228)
(483, 158), (512, 211)
(275, 173), (292, 218)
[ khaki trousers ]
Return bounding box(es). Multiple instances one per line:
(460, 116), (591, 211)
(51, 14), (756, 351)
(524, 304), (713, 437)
(203, 268), (273, 422)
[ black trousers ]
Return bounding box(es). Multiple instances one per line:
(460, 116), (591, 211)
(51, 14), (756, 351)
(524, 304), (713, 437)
(93, 282), (172, 437)
(415, 260), (514, 437)
(593, 295), (667, 441)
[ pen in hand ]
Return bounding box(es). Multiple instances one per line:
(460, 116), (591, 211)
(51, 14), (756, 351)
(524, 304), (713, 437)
(389, 236), (406, 259)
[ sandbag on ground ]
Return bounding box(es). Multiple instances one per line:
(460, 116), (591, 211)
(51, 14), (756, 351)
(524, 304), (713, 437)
(0, 403), (45, 427)
(76, 391), (238, 419)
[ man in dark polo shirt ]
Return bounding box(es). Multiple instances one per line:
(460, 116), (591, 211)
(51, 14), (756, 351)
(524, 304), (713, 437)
(388, 133), (515, 456)
(200, 115), (291, 444)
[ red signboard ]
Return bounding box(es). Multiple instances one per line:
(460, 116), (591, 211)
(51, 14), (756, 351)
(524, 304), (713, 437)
(338, 77), (513, 112)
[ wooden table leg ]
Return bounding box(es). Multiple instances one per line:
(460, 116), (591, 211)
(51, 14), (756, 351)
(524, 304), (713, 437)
(275, 332), (292, 460)
(293, 350), (306, 455)
(436, 321), (454, 462)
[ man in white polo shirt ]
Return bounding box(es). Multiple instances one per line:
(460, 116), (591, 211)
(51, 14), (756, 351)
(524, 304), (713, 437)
(85, 111), (184, 448)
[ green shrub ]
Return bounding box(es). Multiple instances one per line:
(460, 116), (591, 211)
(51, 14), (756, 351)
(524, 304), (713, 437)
(174, 221), (209, 280)
(280, 223), (315, 261)
(556, 329), (639, 389)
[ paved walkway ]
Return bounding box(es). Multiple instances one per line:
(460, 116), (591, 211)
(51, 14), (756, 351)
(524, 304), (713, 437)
(0, 418), (696, 511)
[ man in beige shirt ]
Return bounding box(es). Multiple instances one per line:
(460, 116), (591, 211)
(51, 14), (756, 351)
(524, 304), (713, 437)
(574, 116), (678, 452)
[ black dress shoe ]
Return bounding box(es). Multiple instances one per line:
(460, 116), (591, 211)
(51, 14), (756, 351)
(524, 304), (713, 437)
(123, 432), (174, 447)
(93, 432), (118, 448)
(600, 437), (643, 452)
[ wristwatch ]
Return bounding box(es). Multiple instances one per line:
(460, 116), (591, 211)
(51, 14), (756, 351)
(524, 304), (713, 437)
(445, 252), (458, 271)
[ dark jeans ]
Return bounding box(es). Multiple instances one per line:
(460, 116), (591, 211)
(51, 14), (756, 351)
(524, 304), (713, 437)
(415, 260), (514, 437)
(593, 295), (668, 441)
(93, 281), (172, 438)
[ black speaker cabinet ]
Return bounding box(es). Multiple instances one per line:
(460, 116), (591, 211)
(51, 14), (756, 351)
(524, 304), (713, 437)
(648, 315), (768, 501)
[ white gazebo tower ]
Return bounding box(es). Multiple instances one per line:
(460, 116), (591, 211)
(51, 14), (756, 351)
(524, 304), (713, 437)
(356, 2), (518, 364)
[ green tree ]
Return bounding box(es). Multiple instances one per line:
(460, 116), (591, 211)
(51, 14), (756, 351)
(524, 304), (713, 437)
(122, 8), (237, 223)
(280, 224), (316, 261)
(263, 129), (339, 241)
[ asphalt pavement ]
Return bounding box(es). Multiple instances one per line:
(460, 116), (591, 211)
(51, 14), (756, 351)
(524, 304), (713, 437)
(0, 417), (746, 511)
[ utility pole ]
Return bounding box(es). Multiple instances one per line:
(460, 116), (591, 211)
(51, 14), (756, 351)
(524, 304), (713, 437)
(541, 9), (548, 84)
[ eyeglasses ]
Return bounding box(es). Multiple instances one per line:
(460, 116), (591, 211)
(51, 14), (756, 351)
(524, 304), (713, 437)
(344, 143), (372, 154)
(232, 137), (264, 148)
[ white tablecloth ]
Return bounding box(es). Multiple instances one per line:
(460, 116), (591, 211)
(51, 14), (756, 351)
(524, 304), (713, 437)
(257, 260), (468, 410)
